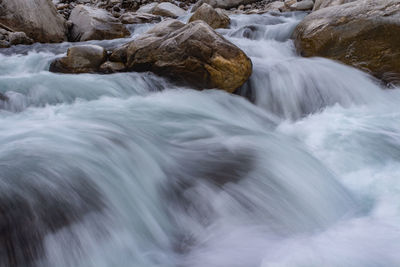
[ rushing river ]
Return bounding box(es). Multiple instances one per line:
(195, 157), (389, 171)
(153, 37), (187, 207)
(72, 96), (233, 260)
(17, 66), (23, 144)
(1, 11), (400, 267)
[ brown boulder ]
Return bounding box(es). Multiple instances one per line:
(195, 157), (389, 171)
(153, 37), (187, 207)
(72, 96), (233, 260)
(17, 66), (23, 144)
(0, 0), (67, 43)
(69, 5), (130, 42)
(189, 3), (230, 29)
(293, 0), (400, 84)
(49, 45), (107, 74)
(124, 19), (252, 92)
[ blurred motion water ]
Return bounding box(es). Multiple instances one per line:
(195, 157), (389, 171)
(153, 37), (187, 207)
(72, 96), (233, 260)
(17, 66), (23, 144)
(1, 11), (400, 267)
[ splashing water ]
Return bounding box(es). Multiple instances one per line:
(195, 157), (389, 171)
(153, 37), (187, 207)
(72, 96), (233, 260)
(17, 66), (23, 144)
(1, 12), (400, 267)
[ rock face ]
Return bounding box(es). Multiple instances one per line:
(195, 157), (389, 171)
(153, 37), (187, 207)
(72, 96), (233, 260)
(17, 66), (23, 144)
(119, 12), (161, 24)
(153, 2), (186, 18)
(313, 0), (357, 11)
(49, 45), (107, 73)
(293, 0), (400, 84)
(125, 19), (252, 92)
(189, 3), (230, 29)
(69, 5), (130, 41)
(0, 0), (67, 43)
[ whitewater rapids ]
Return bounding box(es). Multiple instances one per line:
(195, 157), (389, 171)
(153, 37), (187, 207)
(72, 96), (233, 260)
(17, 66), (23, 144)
(1, 12), (400, 267)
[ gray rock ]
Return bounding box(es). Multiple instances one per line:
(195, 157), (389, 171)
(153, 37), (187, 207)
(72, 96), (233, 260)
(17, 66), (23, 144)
(290, 0), (314, 11)
(119, 12), (161, 24)
(136, 2), (158, 13)
(69, 5), (130, 41)
(189, 3), (230, 29)
(8, 32), (33, 45)
(153, 2), (186, 18)
(313, 0), (357, 11)
(49, 45), (107, 73)
(0, 0), (67, 43)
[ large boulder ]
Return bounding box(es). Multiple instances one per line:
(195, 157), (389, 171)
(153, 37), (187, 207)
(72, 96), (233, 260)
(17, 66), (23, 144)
(49, 45), (107, 73)
(293, 0), (400, 84)
(313, 0), (357, 11)
(69, 5), (130, 42)
(124, 19), (252, 92)
(153, 2), (186, 18)
(0, 0), (67, 43)
(189, 3), (230, 29)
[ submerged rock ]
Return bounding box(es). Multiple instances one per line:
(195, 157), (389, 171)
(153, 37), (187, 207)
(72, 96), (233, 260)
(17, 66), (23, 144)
(49, 45), (107, 73)
(293, 0), (400, 84)
(124, 19), (252, 92)
(69, 5), (130, 41)
(0, 0), (67, 43)
(189, 3), (230, 29)
(0, 167), (105, 267)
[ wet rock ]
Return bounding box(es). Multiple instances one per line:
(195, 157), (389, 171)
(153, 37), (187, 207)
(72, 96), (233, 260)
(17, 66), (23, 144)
(125, 19), (252, 92)
(153, 2), (186, 18)
(119, 12), (161, 24)
(69, 5), (130, 41)
(0, 0), (67, 43)
(313, 0), (357, 11)
(189, 3), (230, 29)
(49, 45), (107, 73)
(99, 61), (126, 73)
(110, 45), (129, 63)
(293, 0), (400, 85)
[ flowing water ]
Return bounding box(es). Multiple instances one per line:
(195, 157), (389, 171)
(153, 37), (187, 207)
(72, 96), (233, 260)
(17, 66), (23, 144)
(1, 12), (400, 267)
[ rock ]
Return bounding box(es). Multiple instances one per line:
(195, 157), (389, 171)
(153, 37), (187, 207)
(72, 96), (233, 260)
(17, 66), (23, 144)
(293, 0), (400, 84)
(192, 0), (261, 11)
(110, 45), (129, 63)
(136, 2), (158, 13)
(125, 19), (252, 92)
(119, 12), (161, 24)
(99, 61), (126, 73)
(290, 0), (314, 11)
(153, 2), (186, 18)
(189, 3), (230, 29)
(8, 32), (33, 46)
(261, 1), (285, 12)
(69, 5), (130, 41)
(49, 45), (107, 73)
(0, 40), (9, 48)
(0, 0), (67, 43)
(313, 0), (357, 11)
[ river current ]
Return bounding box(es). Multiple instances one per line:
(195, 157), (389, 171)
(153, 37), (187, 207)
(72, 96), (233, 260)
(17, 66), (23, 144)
(1, 12), (400, 267)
